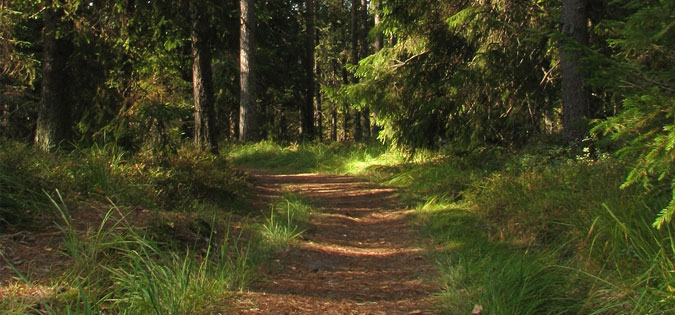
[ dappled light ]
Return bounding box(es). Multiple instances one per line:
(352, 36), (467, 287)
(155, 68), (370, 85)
(239, 171), (438, 313)
(2, 0), (673, 312)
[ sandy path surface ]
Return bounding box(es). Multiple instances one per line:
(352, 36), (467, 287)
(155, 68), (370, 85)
(234, 172), (439, 314)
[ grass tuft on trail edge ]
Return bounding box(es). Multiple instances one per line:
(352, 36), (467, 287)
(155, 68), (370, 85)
(229, 141), (675, 314)
(258, 193), (314, 250)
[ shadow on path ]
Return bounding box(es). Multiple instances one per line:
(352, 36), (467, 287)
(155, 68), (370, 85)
(236, 172), (439, 314)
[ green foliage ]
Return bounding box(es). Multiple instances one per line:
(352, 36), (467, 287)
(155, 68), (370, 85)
(342, 0), (560, 149)
(594, 91), (675, 228)
(0, 139), (247, 225)
(590, 0), (675, 228)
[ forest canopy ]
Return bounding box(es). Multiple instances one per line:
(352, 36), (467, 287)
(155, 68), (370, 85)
(1, 1), (674, 223)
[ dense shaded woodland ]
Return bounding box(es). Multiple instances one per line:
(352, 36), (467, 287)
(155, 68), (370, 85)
(1, 0), (674, 313)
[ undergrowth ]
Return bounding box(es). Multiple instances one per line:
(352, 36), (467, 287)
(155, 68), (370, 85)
(230, 140), (675, 314)
(0, 140), (262, 314)
(0, 140), (247, 227)
(3, 139), (674, 313)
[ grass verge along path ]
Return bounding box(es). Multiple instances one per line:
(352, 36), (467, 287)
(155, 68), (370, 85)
(235, 171), (439, 314)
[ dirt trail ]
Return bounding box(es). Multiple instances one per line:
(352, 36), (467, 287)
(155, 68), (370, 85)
(235, 172), (439, 314)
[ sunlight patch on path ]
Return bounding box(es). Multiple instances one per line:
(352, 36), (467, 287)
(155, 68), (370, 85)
(300, 241), (425, 258)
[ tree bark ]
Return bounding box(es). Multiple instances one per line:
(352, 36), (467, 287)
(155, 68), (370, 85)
(35, 0), (70, 152)
(341, 62), (350, 142)
(190, 0), (218, 153)
(239, 0), (258, 142)
(351, 0), (361, 141)
(315, 47), (323, 141)
(371, 0), (383, 138)
(1, 81), (5, 138)
(374, 0), (382, 52)
(561, 0), (590, 142)
(360, 0), (370, 139)
(301, 0), (316, 140)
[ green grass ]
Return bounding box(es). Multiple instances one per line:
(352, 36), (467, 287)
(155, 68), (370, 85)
(0, 189), (257, 314)
(0, 140), (261, 314)
(227, 140), (404, 175)
(258, 193), (314, 250)
(0, 140), (248, 225)
(3, 139), (674, 313)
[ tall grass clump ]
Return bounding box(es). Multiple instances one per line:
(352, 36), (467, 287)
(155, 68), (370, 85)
(406, 143), (675, 313)
(577, 204), (675, 313)
(0, 141), (66, 225)
(42, 192), (256, 313)
(259, 193), (313, 249)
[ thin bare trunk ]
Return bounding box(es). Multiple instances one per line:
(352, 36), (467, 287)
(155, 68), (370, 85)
(374, 0), (382, 51)
(341, 62), (350, 142)
(301, 0), (316, 140)
(239, 0), (258, 142)
(191, 0), (217, 153)
(360, 0), (370, 139)
(330, 107), (337, 141)
(351, 0), (361, 141)
(371, 0), (383, 137)
(1, 84), (6, 138)
(315, 53), (323, 141)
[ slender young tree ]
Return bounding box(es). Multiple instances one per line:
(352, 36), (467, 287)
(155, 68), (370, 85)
(359, 0), (370, 139)
(301, 0), (316, 140)
(35, 0), (71, 151)
(351, 0), (361, 141)
(239, 0), (258, 142)
(315, 27), (323, 141)
(373, 0), (382, 52)
(560, 0), (590, 141)
(190, 0), (218, 153)
(341, 59), (350, 142)
(368, 0), (383, 139)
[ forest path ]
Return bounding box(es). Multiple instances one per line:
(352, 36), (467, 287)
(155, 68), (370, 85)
(234, 171), (439, 314)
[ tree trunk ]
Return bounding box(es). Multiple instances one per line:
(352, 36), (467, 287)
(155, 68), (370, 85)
(351, 0), (361, 141)
(301, 0), (316, 140)
(371, 0), (383, 138)
(330, 107), (337, 142)
(190, 0), (218, 153)
(360, 0), (370, 139)
(35, 0), (70, 152)
(239, 0), (258, 142)
(1, 82), (5, 138)
(341, 62), (350, 142)
(315, 52), (323, 141)
(374, 0), (382, 52)
(561, 0), (590, 142)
